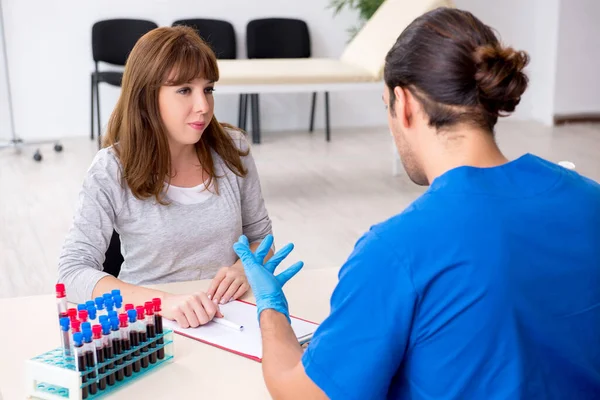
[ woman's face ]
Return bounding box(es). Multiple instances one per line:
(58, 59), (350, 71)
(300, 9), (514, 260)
(158, 76), (215, 148)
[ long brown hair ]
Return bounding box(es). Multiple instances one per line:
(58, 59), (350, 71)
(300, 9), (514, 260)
(103, 25), (248, 204)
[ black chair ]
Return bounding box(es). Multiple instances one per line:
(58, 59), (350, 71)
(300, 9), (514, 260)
(171, 19), (248, 131)
(91, 19), (158, 147)
(172, 18), (236, 59)
(244, 18), (329, 143)
(103, 230), (124, 278)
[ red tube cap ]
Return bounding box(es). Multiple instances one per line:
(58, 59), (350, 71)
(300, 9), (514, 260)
(55, 283), (66, 298)
(118, 313), (128, 327)
(136, 306), (145, 320)
(124, 304), (134, 311)
(78, 309), (88, 322)
(92, 324), (102, 339)
(152, 298), (162, 312)
(71, 319), (81, 332)
(67, 308), (77, 320)
(144, 301), (154, 316)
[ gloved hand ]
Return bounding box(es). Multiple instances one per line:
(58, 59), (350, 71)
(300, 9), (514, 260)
(233, 234), (304, 324)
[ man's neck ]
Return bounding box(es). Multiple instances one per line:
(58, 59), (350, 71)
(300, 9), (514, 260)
(424, 128), (509, 183)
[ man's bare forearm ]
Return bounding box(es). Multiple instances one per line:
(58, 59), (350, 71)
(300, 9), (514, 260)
(260, 309), (304, 397)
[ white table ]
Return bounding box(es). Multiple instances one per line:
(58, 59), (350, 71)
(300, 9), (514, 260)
(0, 268), (339, 399)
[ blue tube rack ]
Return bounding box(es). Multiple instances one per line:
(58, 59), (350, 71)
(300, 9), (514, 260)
(25, 329), (174, 400)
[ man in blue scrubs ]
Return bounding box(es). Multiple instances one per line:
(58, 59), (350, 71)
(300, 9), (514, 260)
(233, 7), (600, 399)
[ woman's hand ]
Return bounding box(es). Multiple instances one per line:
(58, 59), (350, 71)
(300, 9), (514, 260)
(161, 292), (223, 328)
(207, 261), (250, 305)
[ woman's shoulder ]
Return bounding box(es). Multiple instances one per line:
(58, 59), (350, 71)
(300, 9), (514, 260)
(87, 145), (124, 182)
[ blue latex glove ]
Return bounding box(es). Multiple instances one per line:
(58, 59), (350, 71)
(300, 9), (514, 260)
(233, 234), (304, 323)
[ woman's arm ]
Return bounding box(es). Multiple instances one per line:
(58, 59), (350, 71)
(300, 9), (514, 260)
(93, 276), (222, 328)
(58, 150), (124, 304)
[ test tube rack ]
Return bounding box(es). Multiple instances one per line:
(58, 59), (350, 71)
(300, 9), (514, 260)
(25, 329), (174, 400)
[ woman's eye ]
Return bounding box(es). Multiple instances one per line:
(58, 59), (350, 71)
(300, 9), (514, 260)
(205, 87), (215, 94)
(177, 87), (191, 95)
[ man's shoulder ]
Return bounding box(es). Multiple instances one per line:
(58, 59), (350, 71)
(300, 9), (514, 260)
(370, 192), (445, 243)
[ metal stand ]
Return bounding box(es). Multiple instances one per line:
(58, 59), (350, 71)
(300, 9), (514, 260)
(0, 0), (63, 161)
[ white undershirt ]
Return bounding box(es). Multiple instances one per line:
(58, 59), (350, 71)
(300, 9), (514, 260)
(163, 181), (214, 205)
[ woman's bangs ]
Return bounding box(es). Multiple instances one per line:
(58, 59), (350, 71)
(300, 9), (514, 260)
(163, 43), (219, 86)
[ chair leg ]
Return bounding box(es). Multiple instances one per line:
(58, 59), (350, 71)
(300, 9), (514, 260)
(90, 74), (95, 140)
(251, 94), (261, 144)
(324, 91), (330, 142)
(95, 81), (101, 149)
(309, 92), (317, 133)
(238, 94), (244, 129)
(239, 94), (249, 131)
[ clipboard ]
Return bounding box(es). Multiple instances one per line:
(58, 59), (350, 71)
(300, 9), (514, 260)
(162, 300), (319, 362)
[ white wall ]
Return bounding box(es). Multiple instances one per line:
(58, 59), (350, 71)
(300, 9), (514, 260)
(554, 0), (600, 115)
(2, 0), (389, 141)
(4, 0), (597, 141)
(454, 0), (560, 125)
(0, 5), (12, 141)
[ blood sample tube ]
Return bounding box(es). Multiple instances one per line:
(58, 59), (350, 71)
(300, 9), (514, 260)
(95, 297), (105, 315)
(119, 313), (133, 377)
(67, 308), (77, 322)
(105, 298), (114, 314)
(126, 309), (141, 373)
(113, 295), (123, 313)
(56, 283), (68, 320)
(60, 317), (72, 358)
(73, 332), (88, 399)
(87, 306), (97, 322)
(144, 302), (157, 364)
(152, 298), (165, 359)
(109, 317), (123, 382)
(92, 325), (106, 391)
(135, 306), (149, 368)
(82, 329), (98, 395)
(78, 309), (89, 323)
(101, 321), (115, 386)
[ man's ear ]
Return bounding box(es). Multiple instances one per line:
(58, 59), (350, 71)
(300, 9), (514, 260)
(393, 86), (412, 129)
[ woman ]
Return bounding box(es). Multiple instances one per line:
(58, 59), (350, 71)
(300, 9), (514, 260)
(58, 26), (273, 328)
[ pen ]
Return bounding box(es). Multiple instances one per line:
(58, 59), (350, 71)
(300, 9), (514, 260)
(213, 317), (244, 331)
(297, 332), (314, 345)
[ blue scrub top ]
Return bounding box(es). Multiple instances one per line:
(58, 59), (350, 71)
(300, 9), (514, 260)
(302, 154), (600, 399)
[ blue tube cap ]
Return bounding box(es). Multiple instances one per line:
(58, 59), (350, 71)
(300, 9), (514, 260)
(81, 322), (92, 332)
(87, 306), (97, 320)
(99, 315), (109, 324)
(114, 295), (123, 308)
(108, 310), (118, 319)
(82, 329), (92, 343)
(102, 293), (112, 301)
(111, 289), (121, 297)
(127, 309), (137, 323)
(110, 318), (119, 330)
(59, 317), (70, 331)
(94, 297), (105, 309)
(101, 321), (111, 335)
(77, 304), (87, 311)
(73, 332), (83, 346)
(85, 300), (95, 308)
